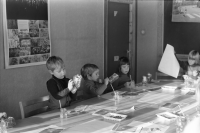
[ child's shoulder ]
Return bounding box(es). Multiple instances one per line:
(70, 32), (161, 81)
(119, 73), (129, 78)
(85, 80), (100, 87)
(46, 76), (69, 84)
(47, 77), (54, 82)
(85, 80), (94, 85)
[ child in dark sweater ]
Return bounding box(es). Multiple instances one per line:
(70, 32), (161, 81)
(112, 57), (135, 90)
(80, 63), (109, 100)
(46, 56), (77, 110)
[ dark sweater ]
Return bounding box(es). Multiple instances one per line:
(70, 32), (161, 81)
(81, 80), (107, 100)
(112, 74), (130, 90)
(104, 74), (130, 93)
(46, 75), (76, 110)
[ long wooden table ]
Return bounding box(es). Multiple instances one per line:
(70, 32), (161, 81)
(8, 81), (199, 133)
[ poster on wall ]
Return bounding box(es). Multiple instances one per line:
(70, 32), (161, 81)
(172, 0), (200, 22)
(3, 0), (51, 69)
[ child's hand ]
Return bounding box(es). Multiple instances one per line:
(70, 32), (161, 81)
(130, 81), (135, 88)
(68, 79), (74, 91)
(124, 82), (131, 88)
(193, 70), (198, 77)
(98, 79), (103, 83)
(104, 78), (109, 85)
(71, 87), (77, 94)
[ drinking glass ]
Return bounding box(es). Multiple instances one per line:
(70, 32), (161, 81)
(176, 116), (187, 133)
(114, 91), (119, 100)
(195, 106), (200, 117)
(60, 108), (67, 119)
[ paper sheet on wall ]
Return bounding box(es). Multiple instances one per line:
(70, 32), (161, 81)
(158, 44), (180, 78)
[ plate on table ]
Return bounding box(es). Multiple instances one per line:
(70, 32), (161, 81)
(156, 112), (178, 122)
(181, 87), (196, 92)
(121, 91), (138, 96)
(67, 109), (80, 115)
(160, 102), (180, 110)
(103, 113), (127, 121)
(110, 91), (126, 95)
(92, 109), (112, 116)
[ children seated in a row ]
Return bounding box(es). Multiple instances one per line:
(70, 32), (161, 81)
(46, 56), (78, 110)
(46, 56), (135, 109)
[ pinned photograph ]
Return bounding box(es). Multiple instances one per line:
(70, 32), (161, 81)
(9, 57), (19, 65)
(29, 29), (39, 37)
(30, 55), (41, 63)
(39, 38), (50, 46)
(29, 20), (39, 29)
(31, 38), (40, 47)
(19, 57), (31, 64)
(39, 28), (49, 37)
(20, 39), (31, 47)
(39, 20), (48, 28)
(9, 48), (20, 57)
(7, 19), (18, 29)
(19, 47), (31, 56)
(41, 54), (50, 61)
(8, 39), (19, 48)
(8, 29), (19, 40)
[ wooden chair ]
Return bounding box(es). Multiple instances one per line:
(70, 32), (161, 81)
(19, 95), (50, 119)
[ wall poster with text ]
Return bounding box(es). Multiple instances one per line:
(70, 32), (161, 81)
(3, 0), (51, 69)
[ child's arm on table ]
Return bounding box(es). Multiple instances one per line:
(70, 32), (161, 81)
(97, 78), (109, 94)
(88, 78), (109, 96)
(126, 80), (135, 89)
(112, 78), (125, 90)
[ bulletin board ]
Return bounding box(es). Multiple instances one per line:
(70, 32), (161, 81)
(3, 0), (51, 69)
(164, 0), (200, 54)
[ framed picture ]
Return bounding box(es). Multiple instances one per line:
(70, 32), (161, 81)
(172, 0), (200, 22)
(3, 0), (51, 69)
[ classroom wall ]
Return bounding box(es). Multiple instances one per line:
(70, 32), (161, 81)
(0, 0), (104, 120)
(0, 0), (164, 119)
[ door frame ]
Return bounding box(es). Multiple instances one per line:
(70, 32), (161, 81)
(104, 0), (137, 81)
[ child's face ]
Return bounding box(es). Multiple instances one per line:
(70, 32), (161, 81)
(188, 54), (200, 66)
(50, 65), (66, 79)
(121, 64), (129, 74)
(88, 69), (99, 81)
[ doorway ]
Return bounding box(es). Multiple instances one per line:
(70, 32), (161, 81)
(104, 1), (135, 79)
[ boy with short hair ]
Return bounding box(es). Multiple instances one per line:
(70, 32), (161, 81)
(80, 63), (109, 99)
(46, 56), (77, 110)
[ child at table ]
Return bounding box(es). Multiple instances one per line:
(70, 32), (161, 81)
(46, 56), (78, 110)
(186, 50), (200, 79)
(111, 57), (135, 91)
(80, 63), (109, 99)
(178, 50), (200, 79)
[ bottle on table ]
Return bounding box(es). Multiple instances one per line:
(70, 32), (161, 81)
(196, 84), (200, 104)
(147, 73), (152, 83)
(60, 108), (67, 119)
(0, 120), (8, 133)
(142, 76), (147, 85)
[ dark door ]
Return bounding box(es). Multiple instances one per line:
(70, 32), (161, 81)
(107, 2), (130, 77)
